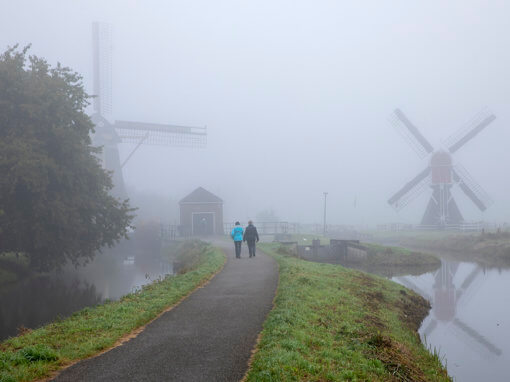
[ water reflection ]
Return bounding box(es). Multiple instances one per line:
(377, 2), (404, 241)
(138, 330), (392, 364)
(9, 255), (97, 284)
(0, 276), (102, 340)
(0, 251), (173, 341)
(394, 260), (509, 382)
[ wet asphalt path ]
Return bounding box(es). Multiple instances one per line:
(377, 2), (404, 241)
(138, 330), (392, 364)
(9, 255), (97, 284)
(52, 242), (277, 382)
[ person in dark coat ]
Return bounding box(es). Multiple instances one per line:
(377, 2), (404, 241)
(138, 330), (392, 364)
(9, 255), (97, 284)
(243, 220), (259, 258)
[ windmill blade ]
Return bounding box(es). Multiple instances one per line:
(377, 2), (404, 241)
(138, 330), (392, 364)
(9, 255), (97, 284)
(92, 22), (113, 118)
(389, 108), (434, 158)
(395, 277), (432, 301)
(114, 120), (207, 148)
(453, 165), (493, 212)
(446, 109), (496, 154)
(422, 319), (438, 338)
(453, 318), (502, 356)
(120, 132), (149, 168)
(388, 167), (431, 211)
(455, 266), (482, 301)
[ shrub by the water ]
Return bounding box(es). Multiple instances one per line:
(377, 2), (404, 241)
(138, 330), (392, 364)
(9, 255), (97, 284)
(172, 240), (211, 274)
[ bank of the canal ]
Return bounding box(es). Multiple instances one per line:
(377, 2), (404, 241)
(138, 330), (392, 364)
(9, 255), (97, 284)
(244, 243), (450, 381)
(0, 244), (176, 342)
(277, 238), (441, 278)
(392, 256), (510, 382)
(0, 244), (225, 382)
(369, 230), (510, 268)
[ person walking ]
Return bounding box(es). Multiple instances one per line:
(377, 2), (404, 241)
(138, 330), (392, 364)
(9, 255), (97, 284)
(231, 221), (244, 259)
(243, 220), (259, 258)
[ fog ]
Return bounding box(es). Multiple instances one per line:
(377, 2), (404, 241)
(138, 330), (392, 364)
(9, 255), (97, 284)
(2, 0), (509, 226)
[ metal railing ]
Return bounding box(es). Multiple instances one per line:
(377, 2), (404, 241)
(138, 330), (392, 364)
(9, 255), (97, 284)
(223, 221), (300, 235)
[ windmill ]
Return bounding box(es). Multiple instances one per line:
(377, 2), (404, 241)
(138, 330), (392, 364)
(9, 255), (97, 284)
(387, 108), (495, 227)
(396, 261), (502, 358)
(90, 22), (206, 197)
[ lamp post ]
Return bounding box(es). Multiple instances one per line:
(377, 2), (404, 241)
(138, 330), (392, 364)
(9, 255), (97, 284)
(323, 192), (328, 236)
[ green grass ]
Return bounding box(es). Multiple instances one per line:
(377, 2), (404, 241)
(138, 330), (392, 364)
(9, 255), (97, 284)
(277, 235), (441, 269)
(398, 231), (510, 267)
(244, 243), (451, 382)
(362, 243), (441, 267)
(0, 244), (225, 382)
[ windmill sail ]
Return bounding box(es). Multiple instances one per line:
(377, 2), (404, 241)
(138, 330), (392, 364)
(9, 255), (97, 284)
(453, 165), (493, 211)
(390, 109), (434, 158)
(454, 266), (483, 305)
(114, 120), (207, 148)
(92, 22), (113, 118)
(395, 277), (433, 301)
(453, 318), (502, 356)
(89, 21), (207, 193)
(446, 109), (496, 153)
(422, 319), (438, 338)
(388, 167), (431, 211)
(458, 267), (482, 295)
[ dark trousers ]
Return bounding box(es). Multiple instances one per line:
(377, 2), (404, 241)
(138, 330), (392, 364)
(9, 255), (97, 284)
(247, 240), (256, 257)
(234, 241), (242, 258)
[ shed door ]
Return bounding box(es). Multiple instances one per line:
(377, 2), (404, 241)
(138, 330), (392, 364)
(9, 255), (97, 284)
(193, 213), (215, 235)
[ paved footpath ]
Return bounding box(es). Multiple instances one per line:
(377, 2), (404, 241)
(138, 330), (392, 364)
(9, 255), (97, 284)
(53, 242), (278, 382)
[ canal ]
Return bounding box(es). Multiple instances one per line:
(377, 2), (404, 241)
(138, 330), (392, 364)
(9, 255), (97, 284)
(0, 249), (173, 341)
(394, 257), (509, 382)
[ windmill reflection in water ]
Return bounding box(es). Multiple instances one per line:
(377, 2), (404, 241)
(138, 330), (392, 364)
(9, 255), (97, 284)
(396, 262), (502, 359)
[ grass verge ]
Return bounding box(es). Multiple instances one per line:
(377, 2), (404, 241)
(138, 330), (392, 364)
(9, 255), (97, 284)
(361, 243), (441, 267)
(278, 235), (440, 267)
(0, 244), (225, 382)
(244, 243), (451, 381)
(399, 230), (510, 267)
(277, 237), (441, 277)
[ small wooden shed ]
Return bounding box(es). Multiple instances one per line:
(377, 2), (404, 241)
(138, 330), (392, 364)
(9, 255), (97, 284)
(179, 187), (224, 235)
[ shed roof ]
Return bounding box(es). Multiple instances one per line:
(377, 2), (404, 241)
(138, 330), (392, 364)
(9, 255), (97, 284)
(179, 187), (223, 204)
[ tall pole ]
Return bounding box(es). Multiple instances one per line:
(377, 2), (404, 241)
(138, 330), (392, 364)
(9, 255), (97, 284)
(323, 192), (328, 236)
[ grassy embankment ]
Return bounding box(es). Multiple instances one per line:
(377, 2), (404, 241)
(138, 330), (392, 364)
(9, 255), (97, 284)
(244, 243), (451, 381)
(0, 241), (225, 382)
(404, 231), (510, 267)
(393, 230), (510, 267)
(282, 234), (439, 266)
(361, 243), (441, 267)
(280, 235), (440, 275)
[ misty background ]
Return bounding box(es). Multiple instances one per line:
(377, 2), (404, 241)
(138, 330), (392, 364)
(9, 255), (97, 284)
(2, 0), (509, 226)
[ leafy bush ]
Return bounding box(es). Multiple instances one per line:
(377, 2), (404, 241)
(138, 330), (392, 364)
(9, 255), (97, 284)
(172, 240), (210, 274)
(276, 244), (296, 256)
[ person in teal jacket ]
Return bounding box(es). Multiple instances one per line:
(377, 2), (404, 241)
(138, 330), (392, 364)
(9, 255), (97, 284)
(231, 221), (244, 258)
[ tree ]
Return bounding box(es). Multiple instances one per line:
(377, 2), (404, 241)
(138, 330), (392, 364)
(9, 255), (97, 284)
(0, 46), (134, 271)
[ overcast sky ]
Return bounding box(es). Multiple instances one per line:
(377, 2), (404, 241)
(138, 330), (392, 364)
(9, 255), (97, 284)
(2, 0), (510, 226)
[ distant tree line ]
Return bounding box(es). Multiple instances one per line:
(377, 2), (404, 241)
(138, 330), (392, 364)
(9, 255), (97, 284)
(0, 46), (134, 271)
